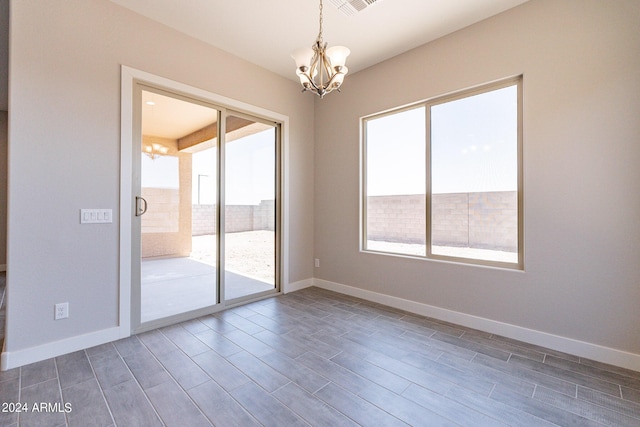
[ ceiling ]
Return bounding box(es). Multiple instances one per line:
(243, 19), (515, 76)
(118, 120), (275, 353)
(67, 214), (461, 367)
(141, 90), (218, 140)
(141, 89), (270, 147)
(111, 0), (530, 81)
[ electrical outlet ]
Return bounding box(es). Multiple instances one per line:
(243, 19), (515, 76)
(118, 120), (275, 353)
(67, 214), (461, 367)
(55, 302), (69, 320)
(314, 258), (320, 268)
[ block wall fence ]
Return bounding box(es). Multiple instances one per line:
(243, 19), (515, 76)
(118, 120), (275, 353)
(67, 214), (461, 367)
(192, 199), (275, 235)
(366, 191), (517, 252)
(144, 190), (516, 253)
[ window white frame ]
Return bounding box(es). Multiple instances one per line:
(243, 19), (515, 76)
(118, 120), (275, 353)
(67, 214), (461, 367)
(361, 76), (523, 270)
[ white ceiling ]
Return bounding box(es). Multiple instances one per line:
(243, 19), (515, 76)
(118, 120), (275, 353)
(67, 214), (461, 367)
(111, 0), (530, 81)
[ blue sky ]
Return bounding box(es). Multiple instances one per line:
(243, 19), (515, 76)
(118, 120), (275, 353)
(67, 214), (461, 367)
(192, 128), (275, 205)
(366, 85), (518, 195)
(145, 84), (517, 205)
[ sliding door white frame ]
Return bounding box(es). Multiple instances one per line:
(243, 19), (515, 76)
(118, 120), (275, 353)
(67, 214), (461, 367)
(119, 65), (289, 337)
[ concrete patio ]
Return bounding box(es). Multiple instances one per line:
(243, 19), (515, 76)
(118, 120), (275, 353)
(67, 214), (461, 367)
(141, 231), (276, 323)
(141, 257), (274, 322)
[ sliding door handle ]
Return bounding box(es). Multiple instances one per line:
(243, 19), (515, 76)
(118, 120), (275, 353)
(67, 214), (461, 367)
(135, 196), (148, 217)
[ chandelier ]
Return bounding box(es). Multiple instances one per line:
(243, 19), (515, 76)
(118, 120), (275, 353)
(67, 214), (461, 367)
(143, 142), (169, 160)
(291, 0), (350, 98)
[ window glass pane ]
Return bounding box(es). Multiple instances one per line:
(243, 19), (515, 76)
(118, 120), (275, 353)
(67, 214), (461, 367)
(140, 89), (219, 323)
(224, 117), (276, 301)
(141, 153), (179, 234)
(365, 107), (426, 256)
(430, 85), (518, 263)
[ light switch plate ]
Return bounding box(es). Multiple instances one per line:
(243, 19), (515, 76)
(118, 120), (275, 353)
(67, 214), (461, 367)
(80, 209), (112, 224)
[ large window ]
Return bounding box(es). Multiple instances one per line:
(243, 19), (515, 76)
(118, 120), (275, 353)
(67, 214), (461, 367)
(362, 77), (522, 268)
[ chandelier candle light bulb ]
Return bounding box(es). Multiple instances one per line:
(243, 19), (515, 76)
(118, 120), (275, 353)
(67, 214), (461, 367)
(144, 142), (169, 160)
(292, 0), (350, 98)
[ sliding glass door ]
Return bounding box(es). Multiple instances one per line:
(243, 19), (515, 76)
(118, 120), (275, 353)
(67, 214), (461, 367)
(223, 114), (278, 301)
(132, 85), (280, 331)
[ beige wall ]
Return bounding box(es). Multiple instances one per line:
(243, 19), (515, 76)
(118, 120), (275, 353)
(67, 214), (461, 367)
(0, 0), (7, 111)
(5, 0), (314, 358)
(0, 111), (6, 269)
(1, 0), (7, 268)
(314, 0), (640, 357)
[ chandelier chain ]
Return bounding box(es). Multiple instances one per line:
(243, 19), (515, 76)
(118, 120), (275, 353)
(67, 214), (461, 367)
(318, 0), (324, 42)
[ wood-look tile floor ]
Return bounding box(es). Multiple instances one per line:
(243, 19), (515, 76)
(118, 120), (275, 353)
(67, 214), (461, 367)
(1, 287), (639, 426)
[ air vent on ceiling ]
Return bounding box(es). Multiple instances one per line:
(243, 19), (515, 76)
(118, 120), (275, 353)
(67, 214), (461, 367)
(328, 0), (380, 16)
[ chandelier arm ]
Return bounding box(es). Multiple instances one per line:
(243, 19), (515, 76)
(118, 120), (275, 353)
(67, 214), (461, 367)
(308, 47), (322, 88)
(323, 69), (345, 91)
(320, 51), (334, 89)
(309, 56), (319, 74)
(298, 68), (322, 93)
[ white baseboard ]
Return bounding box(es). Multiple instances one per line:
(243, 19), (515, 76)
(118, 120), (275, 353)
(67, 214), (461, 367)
(283, 278), (313, 294)
(313, 278), (640, 372)
(1, 327), (121, 371)
(0, 278), (307, 370)
(5, 278), (638, 372)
